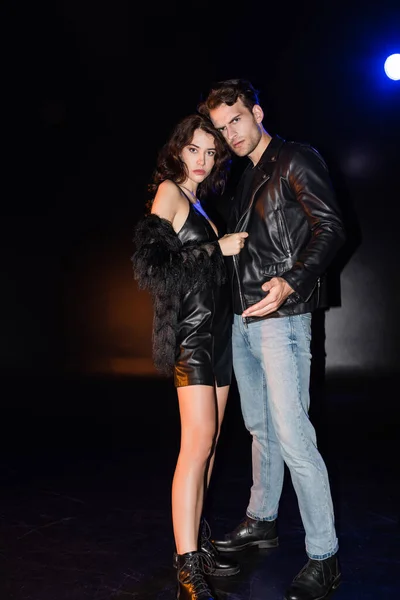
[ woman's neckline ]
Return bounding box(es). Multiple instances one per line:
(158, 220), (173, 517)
(178, 184), (199, 204)
(176, 182), (218, 237)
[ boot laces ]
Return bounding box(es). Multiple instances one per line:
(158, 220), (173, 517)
(179, 552), (214, 595)
(201, 518), (212, 540)
(201, 519), (217, 559)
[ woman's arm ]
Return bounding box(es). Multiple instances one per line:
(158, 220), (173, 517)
(132, 213), (226, 297)
(151, 179), (181, 227)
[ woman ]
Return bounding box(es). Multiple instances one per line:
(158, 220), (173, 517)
(132, 114), (248, 600)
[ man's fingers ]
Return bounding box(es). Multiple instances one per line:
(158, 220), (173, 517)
(244, 309), (268, 317)
(243, 299), (273, 316)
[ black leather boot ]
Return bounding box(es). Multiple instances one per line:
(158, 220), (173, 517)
(212, 516), (278, 552)
(200, 518), (240, 576)
(176, 551), (217, 600)
(173, 519), (240, 577)
(284, 554), (341, 600)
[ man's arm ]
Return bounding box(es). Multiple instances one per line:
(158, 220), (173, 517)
(280, 145), (346, 301)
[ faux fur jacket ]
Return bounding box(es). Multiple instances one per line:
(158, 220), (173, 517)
(131, 213), (227, 376)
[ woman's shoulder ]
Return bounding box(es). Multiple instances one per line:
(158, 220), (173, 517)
(157, 179), (181, 197)
(152, 180), (185, 221)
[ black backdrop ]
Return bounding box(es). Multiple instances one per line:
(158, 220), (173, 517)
(2, 0), (400, 378)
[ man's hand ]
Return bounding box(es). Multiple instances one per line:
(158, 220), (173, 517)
(242, 277), (295, 318)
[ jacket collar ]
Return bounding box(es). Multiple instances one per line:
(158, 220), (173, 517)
(239, 134), (286, 183)
(234, 135), (286, 201)
(256, 134), (286, 168)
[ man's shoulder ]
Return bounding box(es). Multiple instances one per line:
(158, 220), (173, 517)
(279, 139), (327, 170)
(282, 138), (321, 157)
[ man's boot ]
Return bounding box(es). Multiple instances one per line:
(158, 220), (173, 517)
(173, 518), (240, 577)
(284, 554), (341, 600)
(176, 551), (217, 600)
(212, 516), (278, 552)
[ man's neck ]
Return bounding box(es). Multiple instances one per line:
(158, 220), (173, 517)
(248, 130), (272, 166)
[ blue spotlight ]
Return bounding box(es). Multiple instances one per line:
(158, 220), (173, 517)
(384, 54), (400, 80)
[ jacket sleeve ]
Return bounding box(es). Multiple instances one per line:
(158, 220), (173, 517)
(131, 213), (226, 375)
(280, 146), (346, 301)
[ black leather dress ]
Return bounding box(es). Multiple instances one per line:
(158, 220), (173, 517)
(174, 197), (232, 388)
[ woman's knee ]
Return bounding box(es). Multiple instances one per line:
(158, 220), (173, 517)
(180, 428), (216, 463)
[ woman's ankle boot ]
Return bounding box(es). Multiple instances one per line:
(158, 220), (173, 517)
(176, 550), (217, 600)
(199, 518), (240, 577)
(173, 520), (240, 578)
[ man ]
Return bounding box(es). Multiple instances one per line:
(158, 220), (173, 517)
(198, 79), (346, 600)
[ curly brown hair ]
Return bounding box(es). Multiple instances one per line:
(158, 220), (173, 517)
(147, 113), (231, 210)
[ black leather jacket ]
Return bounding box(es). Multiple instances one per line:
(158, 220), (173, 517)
(228, 135), (346, 321)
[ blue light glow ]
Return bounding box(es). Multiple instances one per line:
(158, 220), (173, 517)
(384, 54), (400, 80)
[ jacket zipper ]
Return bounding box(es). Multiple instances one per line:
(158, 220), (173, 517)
(234, 175), (270, 326)
(304, 277), (321, 303)
(276, 208), (292, 257)
(275, 208), (320, 305)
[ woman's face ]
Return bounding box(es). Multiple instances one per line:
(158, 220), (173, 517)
(180, 128), (216, 185)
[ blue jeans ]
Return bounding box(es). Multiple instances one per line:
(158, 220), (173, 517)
(232, 313), (338, 559)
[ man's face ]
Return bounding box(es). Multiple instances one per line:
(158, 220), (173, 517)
(209, 98), (262, 157)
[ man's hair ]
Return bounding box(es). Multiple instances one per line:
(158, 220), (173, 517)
(198, 79), (261, 117)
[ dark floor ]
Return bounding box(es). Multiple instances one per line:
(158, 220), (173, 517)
(0, 371), (399, 600)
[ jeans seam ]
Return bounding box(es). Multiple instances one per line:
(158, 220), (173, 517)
(246, 510), (277, 522)
(261, 369), (268, 515)
(290, 314), (336, 557)
(307, 544), (339, 560)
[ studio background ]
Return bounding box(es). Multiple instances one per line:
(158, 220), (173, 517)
(2, 0), (399, 380)
(1, 2), (399, 599)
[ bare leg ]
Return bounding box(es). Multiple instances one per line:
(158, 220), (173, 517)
(206, 384), (229, 488)
(172, 384), (219, 555)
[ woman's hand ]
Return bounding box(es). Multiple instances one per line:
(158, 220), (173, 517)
(218, 232), (249, 256)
